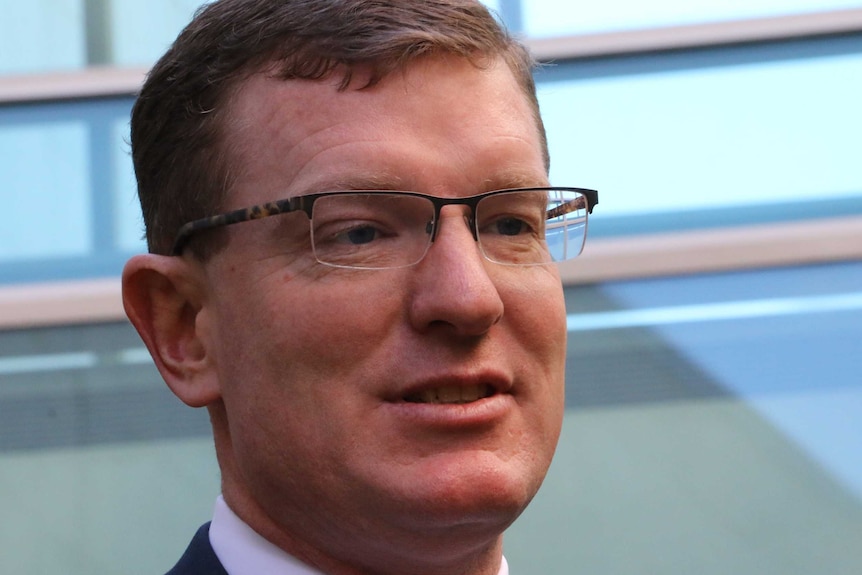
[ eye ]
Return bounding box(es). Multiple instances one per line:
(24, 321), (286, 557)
(476, 191), (546, 240)
(493, 217), (528, 236)
(340, 224), (381, 245)
(480, 212), (541, 238)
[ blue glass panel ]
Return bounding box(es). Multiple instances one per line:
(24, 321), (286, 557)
(0, 1), (86, 73)
(505, 260), (862, 574)
(0, 97), (135, 284)
(108, 0), (203, 66)
(524, 0), (862, 37)
(538, 45), (862, 235)
(598, 264), (862, 498)
(0, 122), (91, 261)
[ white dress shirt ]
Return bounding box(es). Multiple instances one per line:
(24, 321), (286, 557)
(209, 496), (509, 575)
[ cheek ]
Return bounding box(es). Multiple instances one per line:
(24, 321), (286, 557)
(502, 269), (567, 425)
(279, 278), (406, 376)
(502, 268), (567, 356)
(211, 273), (408, 468)
(240, 269), (402, 353)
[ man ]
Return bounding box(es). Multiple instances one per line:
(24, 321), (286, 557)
(122, 1), (597, 574)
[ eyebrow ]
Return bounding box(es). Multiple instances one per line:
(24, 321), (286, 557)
(295, 173), (411, 195)
(480, 170), (550, 193)
(292, 169), (549, 198)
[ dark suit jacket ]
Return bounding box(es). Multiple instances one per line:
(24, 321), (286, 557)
(165, 523), (228, 575)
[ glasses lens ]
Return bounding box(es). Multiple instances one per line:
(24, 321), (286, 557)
(545, 188), (588, 262)
(475, 190), (551, 265)
(476, 189), (588, 265)
(310, 193), (435, 269)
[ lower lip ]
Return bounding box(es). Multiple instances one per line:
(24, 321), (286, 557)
(383, 393), (514, 428)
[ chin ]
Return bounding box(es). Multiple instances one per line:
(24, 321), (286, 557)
(392, 455), (546, 530)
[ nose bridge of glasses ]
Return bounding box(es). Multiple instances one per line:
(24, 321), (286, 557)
(429, 197), (480, 242)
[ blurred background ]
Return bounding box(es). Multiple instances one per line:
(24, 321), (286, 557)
(1, 1), (860, 573)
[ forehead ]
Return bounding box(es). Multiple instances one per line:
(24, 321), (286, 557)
(223, 56), (547, 205)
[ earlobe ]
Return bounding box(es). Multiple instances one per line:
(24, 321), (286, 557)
(122, 254), (221, 408)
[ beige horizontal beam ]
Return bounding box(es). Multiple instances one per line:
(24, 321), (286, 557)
(559, 215), (862, 284)
(1, 216), (860, 330)
(527, 8), (862, 61)
(0, 278), (125, 331)
(0, 66), (147, 104)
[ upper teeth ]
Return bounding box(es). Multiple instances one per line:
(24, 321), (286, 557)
(406, 384), (492, 404)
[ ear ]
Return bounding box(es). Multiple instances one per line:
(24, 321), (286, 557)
(122, 254), (221, 407)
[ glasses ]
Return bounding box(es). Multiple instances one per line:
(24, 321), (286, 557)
(172, 187), (598, 269)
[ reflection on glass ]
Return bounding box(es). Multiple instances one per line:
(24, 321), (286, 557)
(507, 261), (862, 574)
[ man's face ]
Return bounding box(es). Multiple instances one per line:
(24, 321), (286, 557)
(201, 56), (566, 561)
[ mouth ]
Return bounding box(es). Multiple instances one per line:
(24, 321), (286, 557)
(403, 384), (496, 405)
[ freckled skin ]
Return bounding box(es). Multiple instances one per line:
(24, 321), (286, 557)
(195, 56), (566, 575)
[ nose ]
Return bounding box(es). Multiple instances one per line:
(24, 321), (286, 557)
(407, 208), (504, 337)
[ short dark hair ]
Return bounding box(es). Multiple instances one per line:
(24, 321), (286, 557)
(131, 0), (548, 255)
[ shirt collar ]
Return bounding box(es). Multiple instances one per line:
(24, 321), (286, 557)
(209, 495), (509, 575)
(209, 495), (324, 575)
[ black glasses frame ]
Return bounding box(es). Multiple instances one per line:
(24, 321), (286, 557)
(171, 186), (599, 256)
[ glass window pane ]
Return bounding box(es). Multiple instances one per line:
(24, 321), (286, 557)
(0, 122), (91, 261)
(0, 1), (86, 73)
(506, 260), (862, 574)
(524, 0), (862, 37)
(108, 0), (203, 67)
(539, 51), (862, 234)
(0, 97), (137, 284)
